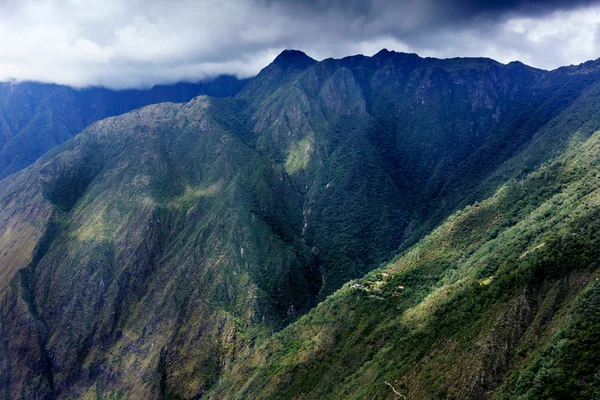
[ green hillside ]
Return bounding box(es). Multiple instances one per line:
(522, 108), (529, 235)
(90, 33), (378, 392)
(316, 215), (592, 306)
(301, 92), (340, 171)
(210, 125), (600, 400)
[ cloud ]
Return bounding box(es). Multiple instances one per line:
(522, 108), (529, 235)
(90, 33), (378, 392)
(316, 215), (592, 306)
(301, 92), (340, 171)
(0, 0), (597, 88)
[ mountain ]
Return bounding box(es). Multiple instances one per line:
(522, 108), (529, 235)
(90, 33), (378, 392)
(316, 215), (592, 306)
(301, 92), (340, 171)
(0, 75), (248, 179)
(0, 50), (600, 399)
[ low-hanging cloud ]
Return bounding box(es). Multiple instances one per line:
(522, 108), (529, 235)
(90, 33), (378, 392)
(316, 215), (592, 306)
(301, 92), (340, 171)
(0, 0), (598, 89)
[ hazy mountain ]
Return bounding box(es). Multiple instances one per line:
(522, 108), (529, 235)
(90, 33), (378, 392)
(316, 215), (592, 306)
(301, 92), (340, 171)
(0, 75), (248, 179)
(0, 50), (599, 399)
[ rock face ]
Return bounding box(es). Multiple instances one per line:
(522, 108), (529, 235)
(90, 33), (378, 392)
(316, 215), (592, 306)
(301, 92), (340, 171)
(1, 50), (600, 399)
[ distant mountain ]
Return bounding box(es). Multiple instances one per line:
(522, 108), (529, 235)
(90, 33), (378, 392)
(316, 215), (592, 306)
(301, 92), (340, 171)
(1, 50), (600, 399)
(0, 75), (248, 179)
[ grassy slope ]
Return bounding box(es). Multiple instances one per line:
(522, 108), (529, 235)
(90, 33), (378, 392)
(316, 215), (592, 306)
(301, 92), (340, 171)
(209, 127), (600, 399)
(0, 168), (53, 296)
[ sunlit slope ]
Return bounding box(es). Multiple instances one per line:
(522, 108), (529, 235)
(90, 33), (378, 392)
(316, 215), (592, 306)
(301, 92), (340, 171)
(210, 128), (600, 400)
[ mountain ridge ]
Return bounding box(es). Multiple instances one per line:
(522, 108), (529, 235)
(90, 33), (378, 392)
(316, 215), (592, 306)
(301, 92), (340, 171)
(0, 75), (248, 180)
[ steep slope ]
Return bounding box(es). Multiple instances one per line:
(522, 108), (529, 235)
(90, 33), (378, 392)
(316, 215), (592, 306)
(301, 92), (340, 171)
(210, 117), (600, 400)
(0, 168), (53, 297)
(0, 97), (318, 398)
(0, 76), (247, 179)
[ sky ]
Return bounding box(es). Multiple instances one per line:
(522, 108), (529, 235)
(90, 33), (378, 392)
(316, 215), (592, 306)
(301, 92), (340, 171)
(0, 0), (598, 88)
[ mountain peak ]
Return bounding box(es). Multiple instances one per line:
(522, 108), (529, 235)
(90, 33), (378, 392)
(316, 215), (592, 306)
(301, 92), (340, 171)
(373, 48), (394, 58)
(272, 49), (317, 70)
(372, 48), (421, 64)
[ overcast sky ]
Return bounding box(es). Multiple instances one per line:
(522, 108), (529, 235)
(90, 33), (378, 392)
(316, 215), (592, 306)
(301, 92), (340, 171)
(0, 0), (598, 88)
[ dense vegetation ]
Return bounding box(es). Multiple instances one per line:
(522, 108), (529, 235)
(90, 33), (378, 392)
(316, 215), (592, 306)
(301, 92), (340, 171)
(210, 129), (600, 399)
(0, 49), (599, 399)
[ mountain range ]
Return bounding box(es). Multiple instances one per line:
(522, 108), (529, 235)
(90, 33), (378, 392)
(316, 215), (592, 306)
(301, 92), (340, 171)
(0, 75), (247, 180)
(0, 49), (599, 399)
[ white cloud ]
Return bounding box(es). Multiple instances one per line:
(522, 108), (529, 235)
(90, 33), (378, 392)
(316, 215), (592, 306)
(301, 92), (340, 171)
(0, 0), (597, 88)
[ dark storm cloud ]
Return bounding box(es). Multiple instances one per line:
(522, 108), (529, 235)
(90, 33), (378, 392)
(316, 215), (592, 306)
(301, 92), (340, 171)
(268, 0), (597, 17)
(265, 0), (598, 21)
(266, 0), (599, 34)
(452, 0), (597, 14)
(0, 0), (598, 88)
